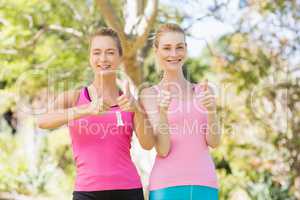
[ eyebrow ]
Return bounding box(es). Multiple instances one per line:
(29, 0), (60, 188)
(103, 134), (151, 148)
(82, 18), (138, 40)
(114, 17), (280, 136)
(162, 43), (185, 46)
(92, 48), (117, 51)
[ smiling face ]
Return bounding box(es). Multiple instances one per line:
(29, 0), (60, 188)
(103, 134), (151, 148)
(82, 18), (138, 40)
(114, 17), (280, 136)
(89, 35), (121, 75)
(155, 31), (187, 72)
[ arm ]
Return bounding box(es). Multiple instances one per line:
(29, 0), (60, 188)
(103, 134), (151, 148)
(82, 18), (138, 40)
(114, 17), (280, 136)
(206, 111), (221, 148)
(36, 89), (85, 129)
(116, 83), (156, 150)
(36, 89), (110, 129)
(204, 85), (221, 148)
(133, 95), (156, 150)
(140, 87), (171, 157)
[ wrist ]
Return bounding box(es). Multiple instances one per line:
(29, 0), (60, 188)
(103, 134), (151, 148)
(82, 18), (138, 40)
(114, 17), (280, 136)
(159, 108), (168, 116)
(207, 107), (217, 115)
(207, 112), (218, 124)
(132, 100), (141, 113)
(74, 105), (92, 116)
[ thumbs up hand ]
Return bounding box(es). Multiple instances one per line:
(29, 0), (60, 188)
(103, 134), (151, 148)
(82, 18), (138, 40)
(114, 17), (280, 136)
(197, 79), (216, 112)
(85, 85), (111, 115)
(117, 81), (138, 112)
(158, 83), (172, 113)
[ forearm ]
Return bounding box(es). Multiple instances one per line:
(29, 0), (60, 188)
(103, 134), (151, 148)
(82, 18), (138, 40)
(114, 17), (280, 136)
(37, 105), (90, 129)
(205, 112), (221, 148)
(154, 111), (171, 157)
(134, 108), (156, 150)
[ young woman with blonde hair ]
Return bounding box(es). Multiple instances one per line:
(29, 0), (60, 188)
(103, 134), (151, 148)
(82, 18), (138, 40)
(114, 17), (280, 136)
(141, 23), (220, 200)
(37, 28), (155, 200)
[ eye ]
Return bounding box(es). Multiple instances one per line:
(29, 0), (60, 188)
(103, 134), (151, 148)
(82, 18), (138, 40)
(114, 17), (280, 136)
(107, 51), (114, 55)
(177, 46), (184, 49)
(163, 47), (171, 50)
(93, 52), (100, 55)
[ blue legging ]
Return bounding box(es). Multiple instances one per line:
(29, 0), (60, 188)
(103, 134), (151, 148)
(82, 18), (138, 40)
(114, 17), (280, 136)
(149, 185), (218, 200)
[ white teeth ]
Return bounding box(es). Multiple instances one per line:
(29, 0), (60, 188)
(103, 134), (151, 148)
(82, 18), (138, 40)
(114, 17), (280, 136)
(167, 59), (181, 63)
(97, 65), (111, 69)
(167, 59), (181, 62)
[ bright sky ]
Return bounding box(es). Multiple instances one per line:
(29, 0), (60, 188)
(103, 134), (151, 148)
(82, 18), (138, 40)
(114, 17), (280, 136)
(123, 0), (237, 57)
(160, 0), (238, 57)
(186, 18), (234, 57)
(122, 0), (299, 78)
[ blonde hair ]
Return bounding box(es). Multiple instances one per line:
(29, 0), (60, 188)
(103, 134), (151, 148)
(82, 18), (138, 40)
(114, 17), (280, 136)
(89, 28), (123, 56)
(153, 23), (186, 48)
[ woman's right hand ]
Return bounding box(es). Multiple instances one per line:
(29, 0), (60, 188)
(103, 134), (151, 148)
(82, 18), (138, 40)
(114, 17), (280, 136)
(158, 84), (172, 114)
(80, 85), (111, 115)
(86, 97), (110, 115)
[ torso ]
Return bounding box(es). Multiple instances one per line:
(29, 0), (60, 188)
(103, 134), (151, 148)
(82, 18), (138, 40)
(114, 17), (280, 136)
(149, 83), (218, 191)
(68, 87), (142, 192)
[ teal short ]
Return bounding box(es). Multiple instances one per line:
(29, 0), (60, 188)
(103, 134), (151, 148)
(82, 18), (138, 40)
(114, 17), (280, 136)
(149, 185), (218, 200)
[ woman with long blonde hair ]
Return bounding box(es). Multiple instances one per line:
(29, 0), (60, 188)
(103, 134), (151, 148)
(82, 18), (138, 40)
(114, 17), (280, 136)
(141, 23), (220, 200)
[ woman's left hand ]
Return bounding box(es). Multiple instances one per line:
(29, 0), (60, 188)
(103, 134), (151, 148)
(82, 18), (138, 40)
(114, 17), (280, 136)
(198, 80), (217, 113)
(117, 82), (138, 112)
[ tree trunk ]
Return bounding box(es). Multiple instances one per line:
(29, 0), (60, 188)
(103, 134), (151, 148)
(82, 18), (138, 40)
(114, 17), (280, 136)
(122, 54), (143, 86)
(95, 0), (158, 86)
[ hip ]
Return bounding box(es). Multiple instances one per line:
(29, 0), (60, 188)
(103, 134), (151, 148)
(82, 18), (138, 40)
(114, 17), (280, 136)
(73, 188), (144, 200)
(149, 185), (218, 200)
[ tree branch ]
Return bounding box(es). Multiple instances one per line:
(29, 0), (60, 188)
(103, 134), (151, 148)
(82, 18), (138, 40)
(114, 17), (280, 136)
(20, 27), (47, 48)
(137, 0), (147, 16)
(0, 49), (18, 55)
(0, 17), (9, 26)
(129, 0), (158, 56)
(95, 0), (126, 42)
(2, 25), (83, 53)
(183, 13), (213, 32)
(62, 0), (83, 21)
(48, 24), (83, 38)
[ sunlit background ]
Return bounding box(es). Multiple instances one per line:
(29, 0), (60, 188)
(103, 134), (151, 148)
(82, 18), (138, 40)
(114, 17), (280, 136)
(0, 0), (299, 199)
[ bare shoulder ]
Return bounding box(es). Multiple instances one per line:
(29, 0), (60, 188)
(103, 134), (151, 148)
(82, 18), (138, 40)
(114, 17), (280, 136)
(66, 89), (82, 107)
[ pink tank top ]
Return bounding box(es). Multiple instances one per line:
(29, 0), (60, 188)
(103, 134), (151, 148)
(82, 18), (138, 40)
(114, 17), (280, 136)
(68, 87), (142, 191)
(149, 84), (218, 190)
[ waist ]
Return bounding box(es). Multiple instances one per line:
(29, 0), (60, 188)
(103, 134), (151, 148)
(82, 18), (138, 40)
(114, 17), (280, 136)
(149, 152), (218, 190)
(75, 173), (142, 191)
(73, 149), (136, 176)
(74, 160), (142, 191)
(149, 174), (218, 191)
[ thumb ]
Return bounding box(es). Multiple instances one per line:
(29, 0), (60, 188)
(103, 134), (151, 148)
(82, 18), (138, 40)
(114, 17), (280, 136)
(162, 82), (172, 100)
(124, 81), (131, 97)
(204, 79), (208, 91)
(198, 79), (208, 92)
(162, 82), (170, 92)
(88, 85), (98, 101)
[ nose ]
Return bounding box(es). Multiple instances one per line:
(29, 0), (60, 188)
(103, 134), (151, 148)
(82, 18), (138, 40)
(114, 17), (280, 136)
(99, 52), (107, 61)
(170, 48), (177, 57)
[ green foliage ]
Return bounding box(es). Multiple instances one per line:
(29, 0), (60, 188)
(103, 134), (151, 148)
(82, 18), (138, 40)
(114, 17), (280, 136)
(0, 0), (105, 96)
(247, 171), (294, 200)
(0, 128), (74, 197)
(0, 0), (299, 199)
(205, 1), (300, 198)
(183, 58), (209, 83)
(216, 33), (271, 92)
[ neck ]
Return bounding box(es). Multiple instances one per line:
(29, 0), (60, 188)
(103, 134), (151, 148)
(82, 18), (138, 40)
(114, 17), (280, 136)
(161, 69), (186, 85)
(161, 69), (193, 97)
(92, 74), (118, 94)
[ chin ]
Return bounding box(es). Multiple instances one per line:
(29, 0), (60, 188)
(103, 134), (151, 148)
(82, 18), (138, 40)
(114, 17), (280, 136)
(164, 63), (183, 71)
(94, 69), (117, 75)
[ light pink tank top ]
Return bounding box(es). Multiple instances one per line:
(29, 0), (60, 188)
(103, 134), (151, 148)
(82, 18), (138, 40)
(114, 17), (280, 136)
(68, 87), (142, 191)
(149, 84), (218, 190)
